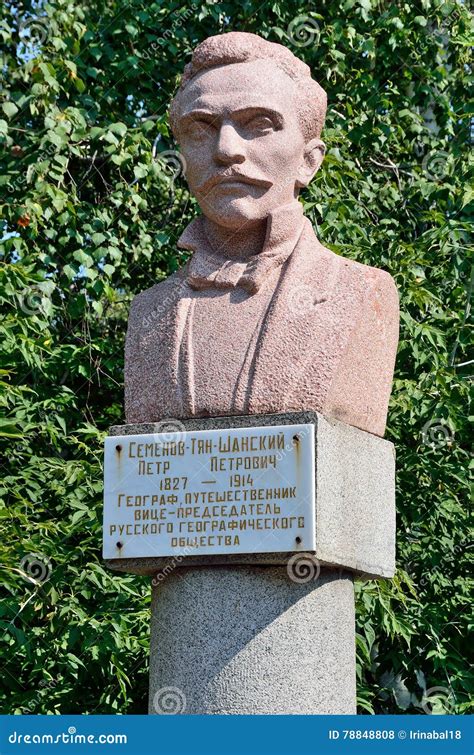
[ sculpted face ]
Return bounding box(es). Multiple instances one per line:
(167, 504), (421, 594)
(175, 59), (324, 229)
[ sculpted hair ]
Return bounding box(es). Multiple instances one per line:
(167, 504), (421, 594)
(169, 32), (327, 141)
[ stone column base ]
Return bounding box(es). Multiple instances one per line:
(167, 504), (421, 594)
(149, 565), (355, 715)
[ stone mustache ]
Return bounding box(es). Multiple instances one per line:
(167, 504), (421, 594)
(125, 31), (399, 437)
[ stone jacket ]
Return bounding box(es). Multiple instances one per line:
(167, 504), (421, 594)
(124, 217), (399, 437)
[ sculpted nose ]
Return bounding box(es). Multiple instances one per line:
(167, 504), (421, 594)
(215, 123), (245, 165)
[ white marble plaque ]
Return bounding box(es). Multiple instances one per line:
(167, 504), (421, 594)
(103, 423), (315, 559)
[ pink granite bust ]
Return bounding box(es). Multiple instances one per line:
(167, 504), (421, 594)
(125, 32), (399, 437)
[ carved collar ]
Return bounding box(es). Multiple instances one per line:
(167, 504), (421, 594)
(177, 202), (305, 295)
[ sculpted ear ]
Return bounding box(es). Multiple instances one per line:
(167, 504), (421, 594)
(295, 139), (326, 189)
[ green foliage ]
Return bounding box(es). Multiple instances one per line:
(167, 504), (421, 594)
(0, 0), (472, 714)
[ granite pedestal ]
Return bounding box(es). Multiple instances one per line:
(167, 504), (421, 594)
(104, 412), (395, 715)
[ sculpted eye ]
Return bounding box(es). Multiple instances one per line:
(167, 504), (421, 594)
(245, 115), (275, 132)
(187, 120), (216, 139)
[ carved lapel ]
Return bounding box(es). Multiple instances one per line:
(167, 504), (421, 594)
(247, 220), (365, 413)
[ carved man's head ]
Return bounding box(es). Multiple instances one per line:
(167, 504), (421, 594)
(170, 32), (327, 230)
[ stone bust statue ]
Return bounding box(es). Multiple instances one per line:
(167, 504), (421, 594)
(125, 32), (399, 437)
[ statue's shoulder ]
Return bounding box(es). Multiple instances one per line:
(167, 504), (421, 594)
(345, 254), (399, 307)
(127, 266), (189, 327)
(304, 226), (398, 304)
(341, 253), (398, 300)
